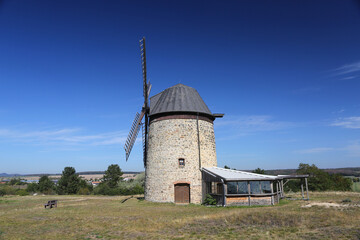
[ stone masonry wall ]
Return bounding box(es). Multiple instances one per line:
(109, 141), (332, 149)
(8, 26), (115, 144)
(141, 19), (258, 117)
(145, 118), (217, 204)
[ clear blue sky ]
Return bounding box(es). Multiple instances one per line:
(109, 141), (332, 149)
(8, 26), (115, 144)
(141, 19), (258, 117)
(1, 0), (359, 174)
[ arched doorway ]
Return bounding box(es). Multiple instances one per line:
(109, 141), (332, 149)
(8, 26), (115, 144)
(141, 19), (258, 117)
(174, 183), (190, 203)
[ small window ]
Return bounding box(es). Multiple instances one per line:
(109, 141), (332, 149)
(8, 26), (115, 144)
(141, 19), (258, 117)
(179, 158), (185, 168)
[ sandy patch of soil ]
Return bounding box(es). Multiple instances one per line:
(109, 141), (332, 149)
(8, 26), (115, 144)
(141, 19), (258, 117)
(302, 202), (360, 208)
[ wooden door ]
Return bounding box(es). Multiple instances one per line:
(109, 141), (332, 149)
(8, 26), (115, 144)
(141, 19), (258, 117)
(174, 184), (190, 203)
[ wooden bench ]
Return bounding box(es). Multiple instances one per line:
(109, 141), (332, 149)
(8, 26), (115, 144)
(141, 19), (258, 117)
(44, 200), (58, 209)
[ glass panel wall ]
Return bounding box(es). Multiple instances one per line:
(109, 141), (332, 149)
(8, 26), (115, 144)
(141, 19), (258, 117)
(250, 181), (271, 194)
(250, 181), (261, 194)
(226, 181), (273, 194)
(238, 182), (248, 194)
(227, 182), (248, 194)
(260, 181), (271, 193)
(227, 182), (237, 194)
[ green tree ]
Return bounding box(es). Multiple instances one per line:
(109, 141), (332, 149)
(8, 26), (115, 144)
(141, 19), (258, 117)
(253, 168), (265, 174)
(9, 178), (23, 185)
(38, 176), (54, 194)
(297, 164), (331, 191)
(330, 174), (352, 191)
(26, 183), (38, 193)
(224, 165), (230, 169)
(57, 167), (81, 194)
(296, 163), (352, 191)
(102, 164), (123, 188)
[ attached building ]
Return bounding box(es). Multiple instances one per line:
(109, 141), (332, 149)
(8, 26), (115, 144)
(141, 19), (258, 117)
(202, 167), (309, 206)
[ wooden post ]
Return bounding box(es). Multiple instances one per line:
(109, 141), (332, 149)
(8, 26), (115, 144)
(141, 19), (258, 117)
(278, 180), (281, 198)
(247, 181), (251, 206)
(270, 181), (274, 205)
(276, 181), (280, 203)
(305, 178), (309, 200)
(301, 184), (304, 199)
(281, 180), (285, 198)
(223, 181), (227, 207)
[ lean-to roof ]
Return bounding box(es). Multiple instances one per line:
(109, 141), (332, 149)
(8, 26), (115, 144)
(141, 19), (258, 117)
(202, 167), (279, 181)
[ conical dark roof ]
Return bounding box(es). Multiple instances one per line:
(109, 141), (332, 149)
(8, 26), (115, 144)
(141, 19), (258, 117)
(149, 84), (212, 117)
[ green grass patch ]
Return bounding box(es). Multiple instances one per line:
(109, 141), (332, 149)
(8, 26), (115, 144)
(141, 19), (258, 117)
(352, 182), (360, 192)
(0, 199), (16, 204)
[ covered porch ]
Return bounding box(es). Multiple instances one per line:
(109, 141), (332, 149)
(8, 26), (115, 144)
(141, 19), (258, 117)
(202, 167), (309, 206)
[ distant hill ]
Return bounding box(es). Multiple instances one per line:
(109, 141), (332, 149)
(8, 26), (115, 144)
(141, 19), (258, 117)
(265, 167), (360, 177)
(0, 171), (142, 178)
(322, 167), (360, 176)
(264, 169), (297, 176)
(77, 171), (141, 175)
(0, 173), (20, 177)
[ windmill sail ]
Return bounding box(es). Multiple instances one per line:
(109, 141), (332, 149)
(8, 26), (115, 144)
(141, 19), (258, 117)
(124, 37), (151, 166)
(124, 111), (145, 161)
(140, 37), (149, 167)
(140, 38), (147, 99)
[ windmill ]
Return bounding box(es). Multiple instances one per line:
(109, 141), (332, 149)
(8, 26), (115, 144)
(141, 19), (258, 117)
(124, 37), (151, 167)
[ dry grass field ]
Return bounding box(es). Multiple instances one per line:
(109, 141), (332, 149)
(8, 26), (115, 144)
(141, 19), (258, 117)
(0, 192), (359, 239)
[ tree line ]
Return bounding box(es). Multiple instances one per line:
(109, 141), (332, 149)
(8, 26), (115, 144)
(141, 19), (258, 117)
(251, 163), (352, 191)
(286, 163), (352, 192)
(1, 162), (354, 196)
(0, 164), (144, 196)
(224, 163), (353, 192)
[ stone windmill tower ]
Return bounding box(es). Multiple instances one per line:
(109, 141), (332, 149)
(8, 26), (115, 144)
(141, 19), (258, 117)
(125, 38), (223, 204)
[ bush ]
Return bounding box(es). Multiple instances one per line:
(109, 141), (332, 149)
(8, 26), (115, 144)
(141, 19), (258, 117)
(93, 184), (106, 195)
(94, 183), (116, 195)
(16, 189), (29, 196)
(0, 186), (16, 195)
(94, 172), (145, 196)
(78, 187), (91, 195)
(26, 183), (38, 193)
(0, 186), (29, 196)
(203, 194), (217, 205)
(93, 182), (145, 196)
(78, 179), (93, 194)
(130, 184), (144, 195)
